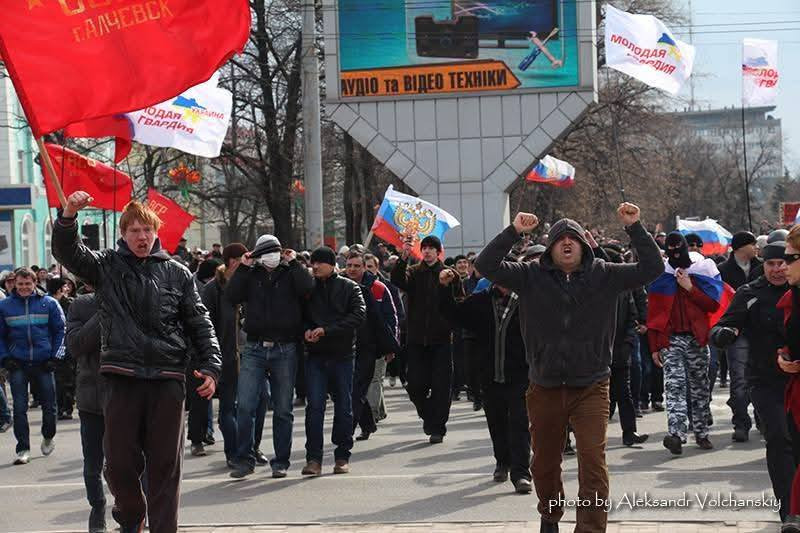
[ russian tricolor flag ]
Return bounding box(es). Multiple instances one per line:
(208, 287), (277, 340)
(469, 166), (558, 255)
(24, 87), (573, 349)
(370, 185), (460, 260)
(677, 218), (732, 256)
(647, 253), (735, 334)
(526, 155), (575, 188)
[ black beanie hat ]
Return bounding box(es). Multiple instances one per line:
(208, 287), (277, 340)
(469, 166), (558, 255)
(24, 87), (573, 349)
(310, 246), (337, 266)
(762, 241), (786, 261)
(685, 233), (704, 247)
(196, 258), (222, 282)
(420, 235), (442, 253)
(732, 231), (756, 251)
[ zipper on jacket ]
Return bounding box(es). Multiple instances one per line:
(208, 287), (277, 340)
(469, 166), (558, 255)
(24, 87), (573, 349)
(26, 297), (33, 361)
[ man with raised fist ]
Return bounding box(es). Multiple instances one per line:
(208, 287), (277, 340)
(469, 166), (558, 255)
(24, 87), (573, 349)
(476, 203), (663, 533)
(52, 191), (222, 533)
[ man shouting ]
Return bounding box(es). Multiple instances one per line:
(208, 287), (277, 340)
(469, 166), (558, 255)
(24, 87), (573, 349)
(53, 191), (222, 533)
(475, 203), (663, 533)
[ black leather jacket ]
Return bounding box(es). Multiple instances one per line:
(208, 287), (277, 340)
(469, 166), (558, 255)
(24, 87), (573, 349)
(53, 217), (222, 382)
(66, 292), (104, 414)
(304, 273), (366, 358)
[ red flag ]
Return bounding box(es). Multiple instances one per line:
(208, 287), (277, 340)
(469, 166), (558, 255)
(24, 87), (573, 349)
(0, 1), (250, 137)
(64, 116), (133, 164)
(146, 188), (194, 254)
(42, 144), (132, 211)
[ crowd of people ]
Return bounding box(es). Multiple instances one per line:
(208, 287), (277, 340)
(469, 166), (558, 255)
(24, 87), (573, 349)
(0, 191), (799, 533)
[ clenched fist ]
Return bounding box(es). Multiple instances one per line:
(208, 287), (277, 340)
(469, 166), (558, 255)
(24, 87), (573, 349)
(63, 191), (94, 218)
(513, 212), (539, 234)
(439, 269), (457, 286)
(617, 203), (640, 226)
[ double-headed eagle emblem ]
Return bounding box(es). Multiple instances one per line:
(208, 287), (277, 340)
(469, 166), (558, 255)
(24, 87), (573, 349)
(394, 201), (437, 244)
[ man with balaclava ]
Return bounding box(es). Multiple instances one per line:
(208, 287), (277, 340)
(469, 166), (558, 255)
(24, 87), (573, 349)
(225, 234), (314, 479)
(648, 232), (720, 456)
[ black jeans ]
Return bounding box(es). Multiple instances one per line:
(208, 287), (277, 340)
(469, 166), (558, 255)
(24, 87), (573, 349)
(749, 383), (800, 521)
(639, 334), (663, 405)
(452, 331), (465, 395)
(482, 380), (530, 482)
(55, 357), (76, 415)
(463, 337), (483, 402)
(405, 343), (453, 436)
(79, 411), (106, 509)
(104, 375), (185, 533)
(609, 365), (637, 435)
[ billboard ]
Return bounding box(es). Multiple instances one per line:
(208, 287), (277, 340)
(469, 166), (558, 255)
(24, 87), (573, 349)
(337, 0), (580, 98)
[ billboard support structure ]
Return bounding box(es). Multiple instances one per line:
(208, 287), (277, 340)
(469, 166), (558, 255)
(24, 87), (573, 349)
(323, 0), (598, 252)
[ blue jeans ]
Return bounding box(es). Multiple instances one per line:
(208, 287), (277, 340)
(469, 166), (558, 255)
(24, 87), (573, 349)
(235, 342), (297, 470)
(0, 380), (11, 424)
(217, 377), (237, 460)
(9, 364), (57, 453)
(305, 355), (355, 464)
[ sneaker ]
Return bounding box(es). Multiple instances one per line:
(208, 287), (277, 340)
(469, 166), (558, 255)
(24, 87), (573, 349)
(301, 461), (322, 476)
(493, 465), (509, 482)
(696, 436), (714, 450)
(662, 434), (682, 455)
(272, 467), (288, 479)
(652, 402), (665, 412)
(782, 515), (800, 533)
(190, 444), (207, 457)
(254, 449), (269, 465)
(732, 428), (749, 442)
(88, 505), (106, 533)
(513, 478), (533, 494)
(41, 438), (55, 456)
(333, 460), (350, 474)
(429, 434), (444, 444)
(203, 432), (216, 446)
(389, 376), (397, 387)
(0, 421), (11, 433)
(13, 450), (30, 465)
(229, 462), (255, 479)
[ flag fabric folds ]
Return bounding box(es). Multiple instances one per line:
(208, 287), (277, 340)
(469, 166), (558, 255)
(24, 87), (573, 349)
(370, 185), (460, 260)
(126, 74), (233, 158)
(676, 218), (733, 257)
(42, 143), (132, 211)
(145, 188), (195, 254)
(525, 155), (575, 188)
(0, 1), (250, 137)
(647, 254), (735, 336)
(742, 38), (779, 107)
(604, 4), (696, 95)
(64, 115), (134, 164)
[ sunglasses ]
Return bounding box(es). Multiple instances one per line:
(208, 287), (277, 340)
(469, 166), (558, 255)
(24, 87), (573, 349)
(784, 253), (800, 265)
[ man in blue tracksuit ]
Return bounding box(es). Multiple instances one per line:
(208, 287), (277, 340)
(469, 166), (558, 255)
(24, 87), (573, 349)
(0, 267), (66, 465)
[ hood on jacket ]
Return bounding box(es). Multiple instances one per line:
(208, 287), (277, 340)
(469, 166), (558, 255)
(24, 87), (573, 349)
(540, 218), (594, 271)
(665, 232), (692, 270)
(116, 237), (172, 261)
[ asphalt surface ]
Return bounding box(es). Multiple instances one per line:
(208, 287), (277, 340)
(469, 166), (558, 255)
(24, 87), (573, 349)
(0, 381), (782, 532)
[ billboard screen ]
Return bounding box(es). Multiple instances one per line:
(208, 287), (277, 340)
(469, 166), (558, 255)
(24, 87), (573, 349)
(337, 0), (580, 98)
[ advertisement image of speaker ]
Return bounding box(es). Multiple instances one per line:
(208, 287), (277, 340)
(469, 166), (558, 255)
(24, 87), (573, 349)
(415, 16), (479, 59)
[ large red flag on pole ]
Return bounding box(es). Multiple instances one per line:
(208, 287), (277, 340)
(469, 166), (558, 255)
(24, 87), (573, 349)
(42, 143), (133, 211)
(146, 188), (195, 254)
(64, 116), (134, 164)
(0, 1), (250, 137)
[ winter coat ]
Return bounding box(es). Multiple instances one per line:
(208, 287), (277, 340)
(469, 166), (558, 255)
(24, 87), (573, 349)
(304, 273), (366, 358)
(391, 258), (452, 346)
(52, 216), (222, 382)
(202, 268), (241, 386)
(718, 256), (763, 291)
(226, 259), (314, 343)
(66, 293), (105, 414)
(0, 291), (65, 365)
(475, 220), (663, 388)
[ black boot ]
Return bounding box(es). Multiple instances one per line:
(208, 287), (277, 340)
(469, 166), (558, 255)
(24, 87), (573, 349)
(88, 505), (106, 533)
(623, 432), (649, 446)
(540, 518), (559, 533)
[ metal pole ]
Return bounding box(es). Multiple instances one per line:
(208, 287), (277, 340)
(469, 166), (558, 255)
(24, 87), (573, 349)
(302, 0), (324, 250)
(741, 107), (753, 232)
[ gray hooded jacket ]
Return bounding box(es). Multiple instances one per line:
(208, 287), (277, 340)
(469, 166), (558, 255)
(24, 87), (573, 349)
(475, 219), (663, 387)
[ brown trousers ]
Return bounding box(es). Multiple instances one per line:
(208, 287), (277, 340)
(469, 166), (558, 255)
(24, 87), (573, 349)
(103, 375), (186, 533)
(527, 379), (610, 533)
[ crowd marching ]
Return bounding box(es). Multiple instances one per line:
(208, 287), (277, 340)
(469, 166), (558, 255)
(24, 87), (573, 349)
(1, 191), (800, 533)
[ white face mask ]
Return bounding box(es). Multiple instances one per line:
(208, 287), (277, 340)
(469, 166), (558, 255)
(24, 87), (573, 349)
(258, 252), (281, 269)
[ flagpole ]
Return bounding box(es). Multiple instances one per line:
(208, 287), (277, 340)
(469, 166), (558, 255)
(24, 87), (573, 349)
(102, 209), (108, 249)
(35, 138), (67, 208)
(740, 106), (753, 232)
(604, 69), (627, 203)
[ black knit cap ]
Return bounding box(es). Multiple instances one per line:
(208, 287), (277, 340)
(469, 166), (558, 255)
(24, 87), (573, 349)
(310, 246), (337, 266)
(762, 241), (786, 261)
(197, 258), (222, 282)
(420, 235), (442, 252)
(731, 231), (756, 251)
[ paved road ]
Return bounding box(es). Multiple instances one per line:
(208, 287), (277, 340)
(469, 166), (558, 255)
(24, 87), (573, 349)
(0, 382), (782, 532)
